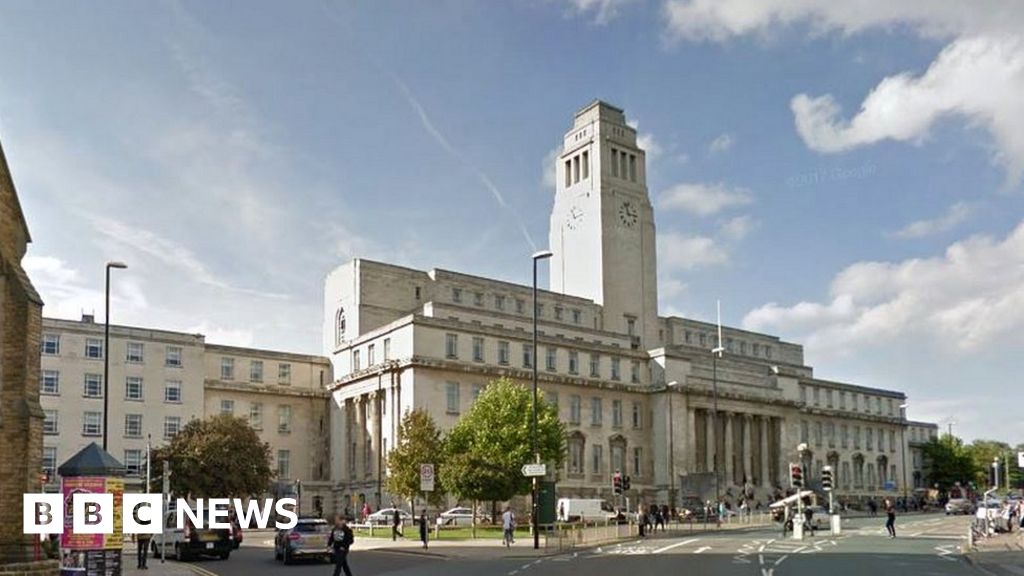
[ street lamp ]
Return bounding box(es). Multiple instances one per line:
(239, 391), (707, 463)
(711, 301), (725, 507)
(899, 402), (909, 508)
(531, 249), (552, 550)
(667, 381), (679, 511)
(103, 261), (127, 452)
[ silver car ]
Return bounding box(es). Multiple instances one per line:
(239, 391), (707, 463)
(439, 507), (491, 526)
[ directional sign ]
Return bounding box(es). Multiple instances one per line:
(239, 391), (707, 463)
(1019, 451), (1024, 469)
(420, 463), (435, 492)
(522, 463), (547, 477)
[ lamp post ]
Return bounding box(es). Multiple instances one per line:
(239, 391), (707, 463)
(103, 261), (127, 452)
(711, 301), (725, 507)
(667, 381), (679, 511)
(899, 403), (909, 508)
(531, 249), (552, 550)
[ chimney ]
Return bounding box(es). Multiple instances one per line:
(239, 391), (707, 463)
(81, 313), (94, 323)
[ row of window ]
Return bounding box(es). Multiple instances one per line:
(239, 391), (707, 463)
(801, 386), (899, 417)
(42, 403), (295, 440)
(218, 400), (293, 434)
(349, 338), (392, 372)
(681, 330), (774, 359)
(909, 427), (938, 443)
(566, 438), (643, 478)
(43, 446), (294, 480)
(811, 460), (898, 491)
(41, 371), (184, 402)
(218, 357), (292, 385)
(564, 150), (590, 187)
(42, 334), (185, 366)
(441, 334), (641, 383)
(449, 289), (585, 325)
(800, 420), (898, 453)
(609, 147), (639, 183)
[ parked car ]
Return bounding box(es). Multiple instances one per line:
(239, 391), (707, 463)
(945, 498), (974, 515)
(153, 509), (233, 561)
(366, 508), (413, 526)
(439, 507), (491, 526)
(274, 518), (332, 564)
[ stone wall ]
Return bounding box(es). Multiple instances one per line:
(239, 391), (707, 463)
(0, 136), (52, 573)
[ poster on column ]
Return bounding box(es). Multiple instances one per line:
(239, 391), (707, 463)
(60, 476), (124, 576)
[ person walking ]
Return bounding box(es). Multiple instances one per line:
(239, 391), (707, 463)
(502, 507), (516, 547)
(803, 505), (815, 536)
(391, 505), (403, 541)
(418, 510), (429, 549)
(328, 515), (355, 576)
(136, 532), (151, 569)
(884, 499), (896, 538)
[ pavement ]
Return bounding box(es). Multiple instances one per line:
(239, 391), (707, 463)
(965, 530), (1024, 576)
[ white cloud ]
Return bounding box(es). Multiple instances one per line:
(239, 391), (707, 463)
(720, 215), (758, 241)
(892, 202), (973, 239)
(792, 36), (1024, 185)
(658, 231), (730, 271)
(188, 322), (255, 348)
(627, 120), (664, 162)
(541, 146), (560, 190)
(23, 255), (148, 321)
(662, 0), (1024, 44)
(709, 132), (734, 154)
(742, 219), (1024, 354)
(568, 0), (636, 24)
(658, 182), (754, 216)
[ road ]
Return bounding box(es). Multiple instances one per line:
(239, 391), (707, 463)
(172, 512), (983, 576)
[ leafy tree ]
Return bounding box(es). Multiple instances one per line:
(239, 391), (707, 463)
(966, 439), (1019, 491)
(444, 378), (566, 504)
(385, 409), (446, 507)
(922, 435), (977, 493)
(152, 413), (273, 498)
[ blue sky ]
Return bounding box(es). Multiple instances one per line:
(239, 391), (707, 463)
(2, 1), (1022, 443)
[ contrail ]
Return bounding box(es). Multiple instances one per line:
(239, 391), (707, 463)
(388, 73), (538, 252)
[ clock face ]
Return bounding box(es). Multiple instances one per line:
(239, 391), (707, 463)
(618, 201), (638, 228)
(566, 205), (584, 230)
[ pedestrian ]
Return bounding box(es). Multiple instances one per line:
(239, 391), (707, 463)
(362, 502), (371, 522)
(503, 504), (516, 545)
(884, 499), (896, 538)
(638, 509), (646, 538)
(391, 505), (403, 541)
(660, 504), (670, 530)
(781, 506), (791, 537)
(418, 510), (429, 549)
(803, 505), (815, 536)
(136, 532), (151, 569)
(328, 514), (355, 576)
(558, 502), (565, 522)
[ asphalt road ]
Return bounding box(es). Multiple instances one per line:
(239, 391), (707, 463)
(176, 512), (984, 576)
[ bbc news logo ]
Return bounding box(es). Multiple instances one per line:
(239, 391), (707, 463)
(23, 494), (298, 534)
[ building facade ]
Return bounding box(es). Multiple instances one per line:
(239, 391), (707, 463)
(907, 421), (940, 490)
(0, 129), (56, 573)
(38, 316), (333, 514)
(323, 101), (932, 512)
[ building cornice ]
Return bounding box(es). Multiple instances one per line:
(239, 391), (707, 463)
(204, 379), (329, 399)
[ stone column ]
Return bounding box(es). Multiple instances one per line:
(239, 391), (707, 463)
(687, 408), (697, 474)
(705, 409), (715, 473)
(742, 414), (752, 485)
(724, 412), (735, 487)
(760, 416), (771, 488)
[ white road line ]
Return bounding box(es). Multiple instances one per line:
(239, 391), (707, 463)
(693, 546), (712, 554)
(652, 538), (700, 554)
(774, 554), (789, 566)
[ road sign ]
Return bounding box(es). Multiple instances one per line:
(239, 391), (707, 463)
(420, 463), (435, 492)
(1018, 451), (1024, 468)
(522, 463), (546, 477)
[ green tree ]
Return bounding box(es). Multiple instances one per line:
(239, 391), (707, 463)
(444, 378), (566, 504)
(152, 413), (273, 498)
(385, 409), (446, 507)
(966, 439), (1016, 490)
(922, 435), (977, 492)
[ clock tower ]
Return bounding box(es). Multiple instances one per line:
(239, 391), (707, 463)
(549, 101), (659, 347)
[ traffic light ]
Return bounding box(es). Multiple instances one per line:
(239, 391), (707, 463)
(623, 476), (631, 491)
(613, 472), (622, 495)
(821, 466), (833, 492)
(790, 463), (803, 489)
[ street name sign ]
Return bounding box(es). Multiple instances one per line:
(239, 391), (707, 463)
(521, 464), (546, 477)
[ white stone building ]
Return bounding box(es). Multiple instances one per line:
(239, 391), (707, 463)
(38, 316), (333, 514)
(323, 101), (931, 512)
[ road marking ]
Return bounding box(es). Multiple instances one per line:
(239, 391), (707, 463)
(651, 538), (700, 554)
(693, 546), (712, 554)
(187, 566), (219, 576)
(761, 569), (774, 576)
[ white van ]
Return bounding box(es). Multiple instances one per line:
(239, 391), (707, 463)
(556, 498), (611, 522)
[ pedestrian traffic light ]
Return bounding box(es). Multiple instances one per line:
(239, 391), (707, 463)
(790, 463), (803, 489)
(613, 472), (622, 495)
(821, 466), (833, 492)
(623, 476), (631, 491)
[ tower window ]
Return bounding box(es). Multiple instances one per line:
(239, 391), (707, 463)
(565, 160), (572, 187)
(620, 153), (628, 179)
(573, 155), (580, 184)
(611, 149), (619, 177)
(629, 154), (637, 182)
(582, 151), (589, 179)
